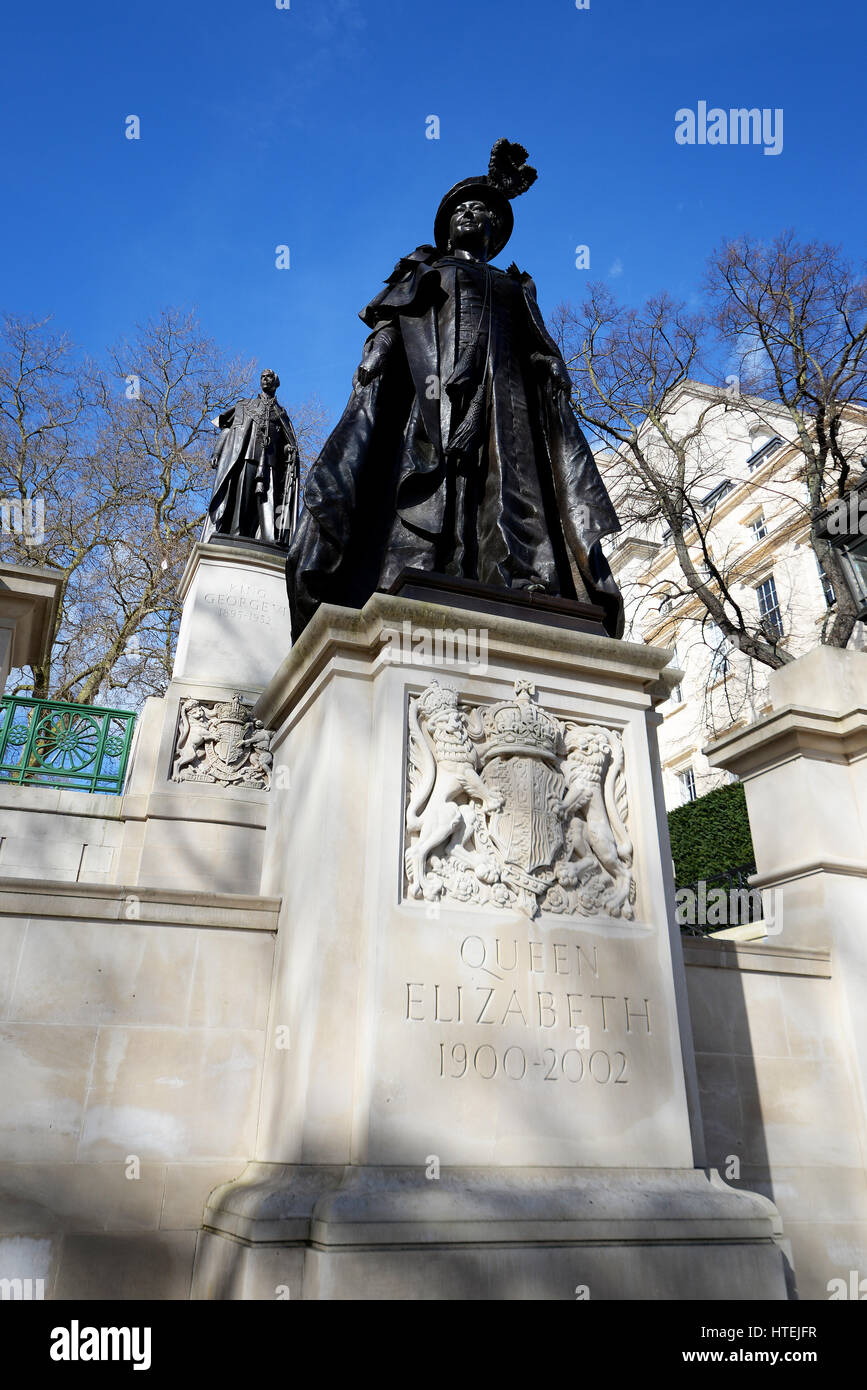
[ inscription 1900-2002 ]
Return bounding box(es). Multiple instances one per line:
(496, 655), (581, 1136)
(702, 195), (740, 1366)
(404, 934), (652, 1087)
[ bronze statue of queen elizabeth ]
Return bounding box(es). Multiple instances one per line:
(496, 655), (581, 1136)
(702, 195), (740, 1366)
(286, 140), (623, 638)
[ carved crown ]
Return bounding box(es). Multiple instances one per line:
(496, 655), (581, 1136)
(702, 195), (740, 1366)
(480, 681), (562, 765)
(416, 681), (460, 720)
(213, 692), (250, 727)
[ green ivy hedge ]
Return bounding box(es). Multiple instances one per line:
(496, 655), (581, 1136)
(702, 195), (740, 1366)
(667, 780), (755, 886)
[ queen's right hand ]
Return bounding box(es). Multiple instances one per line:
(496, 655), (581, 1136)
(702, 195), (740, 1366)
(353, 355), (386, 390)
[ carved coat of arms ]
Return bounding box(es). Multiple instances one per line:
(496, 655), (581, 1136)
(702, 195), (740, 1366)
(172, 694), (274, 789)
(404, 680), (635, 919)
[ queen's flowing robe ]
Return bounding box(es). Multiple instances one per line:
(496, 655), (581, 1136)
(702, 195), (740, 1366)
(286, 246), (623, 636)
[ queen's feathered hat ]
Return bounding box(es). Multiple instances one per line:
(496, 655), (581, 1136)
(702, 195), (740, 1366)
(433, 139), (538, 259)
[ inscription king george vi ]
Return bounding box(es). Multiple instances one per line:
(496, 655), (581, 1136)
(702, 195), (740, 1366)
(203, 580), (290, 629)
(404, 680), (635, 918)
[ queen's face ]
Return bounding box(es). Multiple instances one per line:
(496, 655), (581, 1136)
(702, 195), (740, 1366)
(449, 200), (494, 255)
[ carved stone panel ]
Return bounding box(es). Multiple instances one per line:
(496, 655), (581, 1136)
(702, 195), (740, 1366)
(404, 680), (635, 919)
(172, 693), (273, 789)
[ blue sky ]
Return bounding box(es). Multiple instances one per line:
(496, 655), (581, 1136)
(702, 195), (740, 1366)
(2, 0), (864, 423)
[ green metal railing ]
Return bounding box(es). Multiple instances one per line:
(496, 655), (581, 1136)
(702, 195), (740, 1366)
(0, 696), (136, 795)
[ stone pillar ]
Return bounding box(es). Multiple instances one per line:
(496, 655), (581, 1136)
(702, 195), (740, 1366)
(0, 626), (11, 696)
(192, 592), (787, 1300)
(705, 646), (867, 1159)
(172, 539), (292, 688)
(115, 540), (292, 894)
(0, 562), (63, 694)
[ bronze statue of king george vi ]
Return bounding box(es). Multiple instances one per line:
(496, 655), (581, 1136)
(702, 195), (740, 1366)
(203, 368), (299, 548)
(285, 140), (623, 637)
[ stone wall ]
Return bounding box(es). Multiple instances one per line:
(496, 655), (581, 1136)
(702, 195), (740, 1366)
(3, 868), (859, 1300)
(0, 691), (272, 897)
(0, 881), (277, 1299)
(703, 646), (867, 1303)
(684, 933), (866, 1301)
(0, 787), (123, 884)
(2, 642), (866, 1299)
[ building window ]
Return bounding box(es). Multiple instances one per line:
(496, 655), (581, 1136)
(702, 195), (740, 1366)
(678, 767), (697, 802)
(668, 646), (683, 703)
(746, 435), (784, 472)
(816, 554), (836, 607)
(706, 621), (730, 680)
(701, 479), (734, 511)
(748, 512), (768, 543)
(756, 575), (784, 637)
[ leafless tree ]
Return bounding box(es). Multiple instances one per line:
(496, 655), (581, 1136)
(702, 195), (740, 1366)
(552, 286), (791, 669)
(706, 232), (867, 650)
(554, 233), (867, 671)
(0, 308), (329, 705)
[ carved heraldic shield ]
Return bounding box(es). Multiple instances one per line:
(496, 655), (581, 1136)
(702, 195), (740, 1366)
(404, 679), (635, 919)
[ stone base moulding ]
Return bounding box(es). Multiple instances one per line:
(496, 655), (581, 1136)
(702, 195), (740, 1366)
(190, 591), (788, 1301)
(193, 1164), (788, 1301)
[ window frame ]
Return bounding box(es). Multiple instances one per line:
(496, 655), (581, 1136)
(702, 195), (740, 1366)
(755, 574), (784, 637)
(677, 766), (697, 803)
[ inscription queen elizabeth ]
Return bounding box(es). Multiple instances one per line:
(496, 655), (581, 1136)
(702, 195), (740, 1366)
(404, 679), (636, 919)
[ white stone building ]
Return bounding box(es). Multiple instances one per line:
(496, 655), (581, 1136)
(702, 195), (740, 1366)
(600, 380), (867, 811)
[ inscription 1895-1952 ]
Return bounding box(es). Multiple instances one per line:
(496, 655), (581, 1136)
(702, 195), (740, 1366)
(203, 582), (290, 628)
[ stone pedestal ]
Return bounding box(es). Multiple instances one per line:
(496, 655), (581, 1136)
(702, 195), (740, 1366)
(172, 540), (292, 688)
(116, 540), (292, 894)
(706, 646), (867, 1226)
(0, 562), (63, 693)
(192, 593), (788, 1299)
(705, 646), (867, 960)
